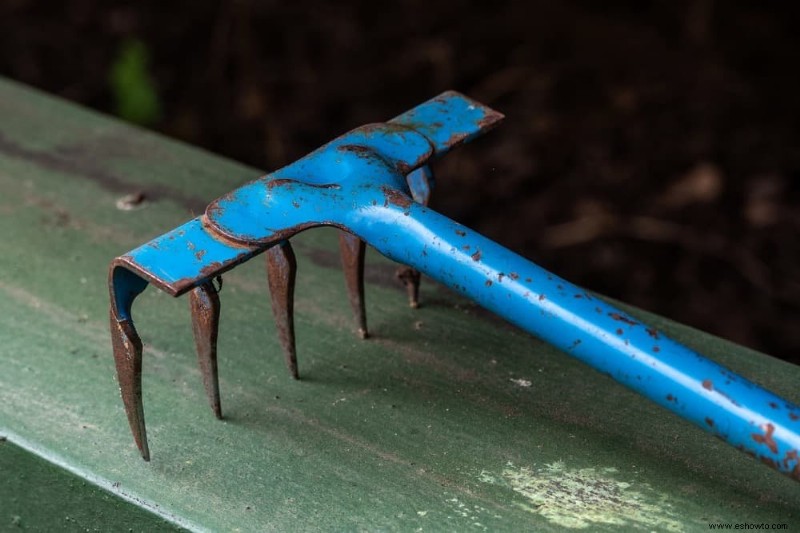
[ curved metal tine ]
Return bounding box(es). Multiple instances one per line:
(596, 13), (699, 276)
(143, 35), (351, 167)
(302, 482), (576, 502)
(109, 267), (150, 460)
(266, 240), (299, 379)
(397, 165), (435, 308)
(110, 312), (149, 461)
(189, 279), (222, 419)
(338, 231), (368, 339)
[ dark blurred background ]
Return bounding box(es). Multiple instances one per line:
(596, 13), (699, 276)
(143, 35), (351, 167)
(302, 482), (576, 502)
(1, 0), (798, 362)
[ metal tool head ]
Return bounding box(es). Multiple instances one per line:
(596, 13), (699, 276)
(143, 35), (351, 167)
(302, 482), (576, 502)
(109, 91), (503, 460)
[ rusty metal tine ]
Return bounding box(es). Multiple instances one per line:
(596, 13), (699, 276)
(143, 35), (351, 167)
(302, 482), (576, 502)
(109, 312), (150, 461)
(266, 241), (299, 379)
(189, 281), (222, 419)
(396, 165), (434, 308)
(338, 231), (368, 339)
(395, 267), (421, 308)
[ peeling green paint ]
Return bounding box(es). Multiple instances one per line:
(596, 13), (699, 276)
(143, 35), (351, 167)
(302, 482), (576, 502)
(480, 462), (683, 531)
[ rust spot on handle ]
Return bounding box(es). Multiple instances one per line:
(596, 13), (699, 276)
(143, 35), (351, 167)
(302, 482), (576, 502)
(381, 186), (413, 208)
(608, 312), (639, 326)
(752, 423), (778, 454)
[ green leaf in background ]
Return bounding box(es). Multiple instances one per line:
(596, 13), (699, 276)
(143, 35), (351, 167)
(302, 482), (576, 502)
(109, 39), (162, 126)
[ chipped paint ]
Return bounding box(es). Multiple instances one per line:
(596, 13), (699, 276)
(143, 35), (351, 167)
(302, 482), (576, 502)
(480, 462), (682, 530)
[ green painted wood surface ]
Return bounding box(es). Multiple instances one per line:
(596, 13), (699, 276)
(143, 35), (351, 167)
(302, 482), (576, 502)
(0, 77), (799, 531)
(0, 439), (182, 531)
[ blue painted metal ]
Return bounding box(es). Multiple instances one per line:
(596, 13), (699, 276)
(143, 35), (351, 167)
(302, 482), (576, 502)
(109, 91), (800, 480)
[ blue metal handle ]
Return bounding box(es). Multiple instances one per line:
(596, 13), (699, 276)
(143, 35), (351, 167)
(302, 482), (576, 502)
(353, 198), (800, 478)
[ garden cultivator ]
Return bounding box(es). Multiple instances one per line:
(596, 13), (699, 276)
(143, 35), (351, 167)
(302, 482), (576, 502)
(109, 91), (800, 481)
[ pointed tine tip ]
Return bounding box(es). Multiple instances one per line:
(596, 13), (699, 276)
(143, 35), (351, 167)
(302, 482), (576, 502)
(396, 267), (421, 309)
(284, 341), (299, 380)
(133, 411), (150, 461)
(356, 319), (369, 339)
(285, 341), (299, 380)
(128, 400), (150, 461)
(128, 407), (150, 461)
(284, 344), (299, 381)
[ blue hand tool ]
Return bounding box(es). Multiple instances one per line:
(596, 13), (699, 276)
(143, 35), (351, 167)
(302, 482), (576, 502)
(109, 91), (800, 481)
